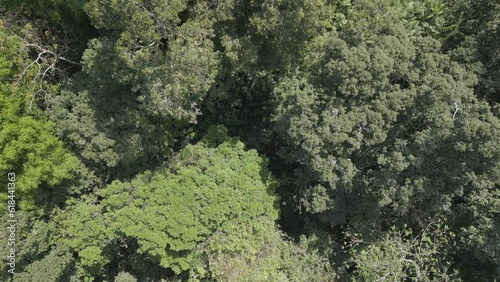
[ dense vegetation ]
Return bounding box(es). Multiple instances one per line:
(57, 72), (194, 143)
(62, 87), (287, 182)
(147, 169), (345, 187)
(0, 0), (498, 281)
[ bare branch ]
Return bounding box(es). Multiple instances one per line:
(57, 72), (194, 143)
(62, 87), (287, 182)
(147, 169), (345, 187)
(6, 25), (83, 110)
(452, 102), (460, 120)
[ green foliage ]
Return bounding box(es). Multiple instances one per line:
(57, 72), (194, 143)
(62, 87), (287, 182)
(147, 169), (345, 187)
(0, 21), (79, 210)
(58, 126), (279, 279)
(0, 212), (52, 280)
(273, 2), (496, 220)
(82, 0), (219, 122)
(47, 87), (172, 181)
(214, 0), (338, 73)
(446, 0), (500, 106)
(346, 222), (459, 281)
(196, 220), (336, 282)
(198, 0), (346, 147)
(391, 0), (460, 38)
(13, 246), (73, 282)
(0, 0), (88, 29)
(268, 3), (500, 280)
(1, 0), (499, 280)
(45, 0), (223, 180)
(114, 272), (138, 282)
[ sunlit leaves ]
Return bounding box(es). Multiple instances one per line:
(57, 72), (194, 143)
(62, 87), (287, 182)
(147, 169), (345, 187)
(0, 22), (79, 210)
(59, 126), (279, 278)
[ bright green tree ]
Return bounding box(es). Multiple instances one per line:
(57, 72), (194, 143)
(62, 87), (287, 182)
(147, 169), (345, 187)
(58, 126), (278, 279)
(58, 126), (336, 281)
(0, 21), (79, 210)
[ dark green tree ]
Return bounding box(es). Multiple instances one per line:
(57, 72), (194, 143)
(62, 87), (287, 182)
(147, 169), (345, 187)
(271, 1), (499, 279)
(1, 0), (499, 280)
(45, 0), (222, 180)
(82, 0), (219, 122)
(445, 0), (500, 106)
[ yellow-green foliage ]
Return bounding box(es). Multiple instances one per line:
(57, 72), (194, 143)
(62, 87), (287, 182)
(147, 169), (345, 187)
(0, 22), (79, 210)
(59, 126), (279, 279)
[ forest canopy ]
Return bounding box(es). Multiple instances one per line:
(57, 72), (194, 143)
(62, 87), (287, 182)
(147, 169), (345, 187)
(0, 0), (499, 281)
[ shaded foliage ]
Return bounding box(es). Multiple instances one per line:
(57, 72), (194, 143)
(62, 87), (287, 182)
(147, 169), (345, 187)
(1, 0), (499, 281)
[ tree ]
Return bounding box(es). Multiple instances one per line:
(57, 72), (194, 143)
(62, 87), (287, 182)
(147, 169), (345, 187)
(270, 2), (499, 279)
(346, 221), (460, 281)
(114, 272), (138, 282)
(1, 1), (499, 280)
(0, 20), (80, 210)
(57, 126), (337, 281)
(13, 246), (73, 282)
(198, 0), (343, 151)
(47, 86), (173, 182)
(82, 0), (219, 122)
(438, 0), (500, 110)
(45, 0), (223, 181)
(197, 221), (336, 282)
(57, 126), (278, 280)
